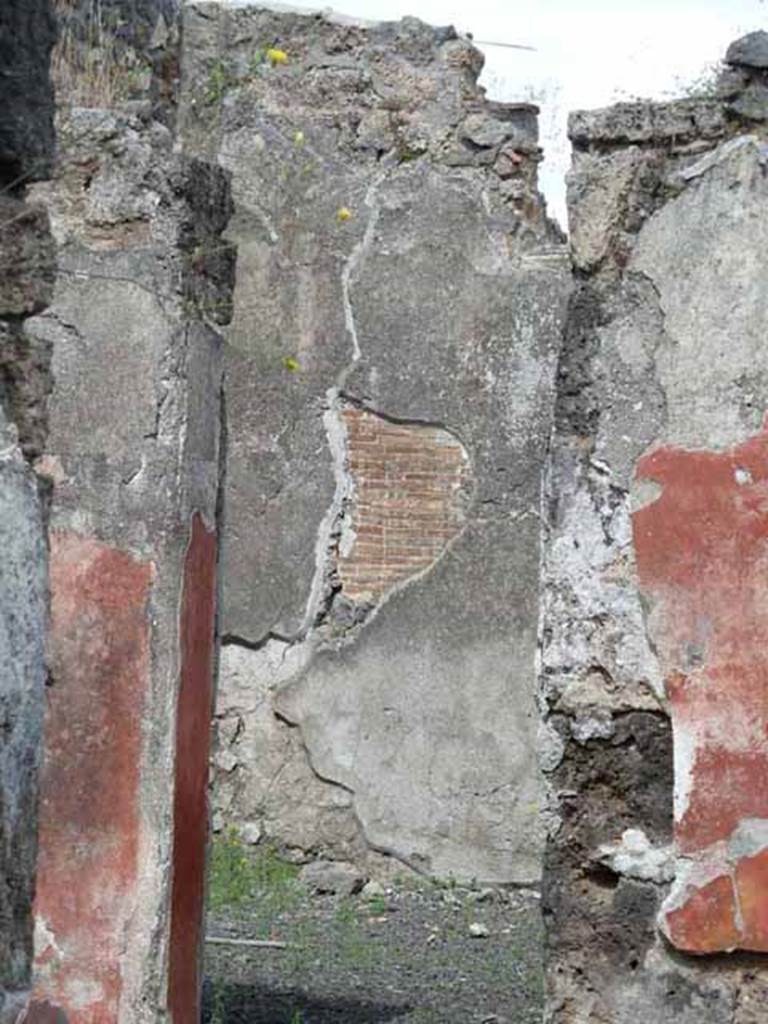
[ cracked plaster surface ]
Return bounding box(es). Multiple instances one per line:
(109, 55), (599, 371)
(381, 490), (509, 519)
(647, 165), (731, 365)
(185, 3), (570, 880)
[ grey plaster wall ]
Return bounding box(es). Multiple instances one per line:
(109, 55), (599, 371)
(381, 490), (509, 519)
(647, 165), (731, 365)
(0, 3), (56, 1018)
(541, 35), (768, 1023)
(180, 3), (570, 883)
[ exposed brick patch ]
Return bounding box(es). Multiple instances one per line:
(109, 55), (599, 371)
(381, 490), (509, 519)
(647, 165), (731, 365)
(338, 408), (470, 604)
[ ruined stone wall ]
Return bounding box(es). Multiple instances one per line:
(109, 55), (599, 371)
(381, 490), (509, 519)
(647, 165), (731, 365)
(180, 2), (571, 883)
(542, 32), (768, 1022)
(25, 107), (234, 1023)
(2, 2), (764, 1018)
(0, 3), (57, 1021)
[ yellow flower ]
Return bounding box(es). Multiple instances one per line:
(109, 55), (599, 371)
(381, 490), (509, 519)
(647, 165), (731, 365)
(293, 130), (305, 146)
(336, 207), (353, 223)
(282, 356), (300, 372)
(267, 48), (288, 66)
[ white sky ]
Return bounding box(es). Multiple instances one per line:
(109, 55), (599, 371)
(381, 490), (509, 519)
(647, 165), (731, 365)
(321, 0), (768, 226)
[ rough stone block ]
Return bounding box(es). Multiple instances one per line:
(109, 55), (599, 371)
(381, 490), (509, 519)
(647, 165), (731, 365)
(299, 860), (365, 897)
(728, 81), (768, 121)
(0, 199), (55, 317)
(568, 98), (728, 150)
(0, 322), (53, 460)
(726, 30), (768, 69)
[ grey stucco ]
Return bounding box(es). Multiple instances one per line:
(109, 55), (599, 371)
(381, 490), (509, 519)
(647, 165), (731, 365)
(181, 2), (570, 883)
(275, 162), (568, 882)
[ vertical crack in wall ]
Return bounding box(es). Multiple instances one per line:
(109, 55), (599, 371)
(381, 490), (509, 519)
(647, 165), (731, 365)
(300, 168), (390, 641)
(211, 173), (395, 858)
(339, 169), (389, 375)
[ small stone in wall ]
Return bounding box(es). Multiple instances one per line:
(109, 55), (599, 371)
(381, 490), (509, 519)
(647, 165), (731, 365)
(214, 749), (238, 773)
(361, 880), (386, 899)
(728, 81), (768, 121)
(570, 709), (615, 744)
(471, 887), (497, 904)
(239, 821), (262, 845)
(299, 860), (366, 897)
(726, 30), (768, 69)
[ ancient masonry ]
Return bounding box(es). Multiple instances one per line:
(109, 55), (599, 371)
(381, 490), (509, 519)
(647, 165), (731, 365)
(541, 32), (768, 1023)
(2, 0), (768, 1020)
(24, 104), (235, 1024)
(0, 1), (57, 1021)
(180, 1), (571, 884)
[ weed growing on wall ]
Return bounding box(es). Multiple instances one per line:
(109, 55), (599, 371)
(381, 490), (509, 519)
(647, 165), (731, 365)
(201, 45), (290, 108)
(204, 60), (234, 105)
(208, 829), (301, 915)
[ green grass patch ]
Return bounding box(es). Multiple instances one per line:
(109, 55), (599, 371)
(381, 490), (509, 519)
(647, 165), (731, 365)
(208, 830), (300, 913)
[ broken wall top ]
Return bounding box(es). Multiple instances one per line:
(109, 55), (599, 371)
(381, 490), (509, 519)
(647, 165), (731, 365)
(567, 33), (768, 278)
(180, 2), (553, 235)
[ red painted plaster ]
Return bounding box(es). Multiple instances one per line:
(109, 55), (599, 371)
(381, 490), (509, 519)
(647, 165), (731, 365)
(633, 423), (768, 953)
(663, 873), (740, 955)
(33, 531), (153, 1022)
(167, 513), (218, 1024)
(735, 847), (768, 952)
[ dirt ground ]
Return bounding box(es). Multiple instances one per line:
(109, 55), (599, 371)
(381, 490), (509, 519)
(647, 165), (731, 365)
(203, 854), (544, 1024)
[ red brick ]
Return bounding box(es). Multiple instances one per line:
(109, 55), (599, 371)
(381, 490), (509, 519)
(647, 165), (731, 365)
(338, 408), (468, 602)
